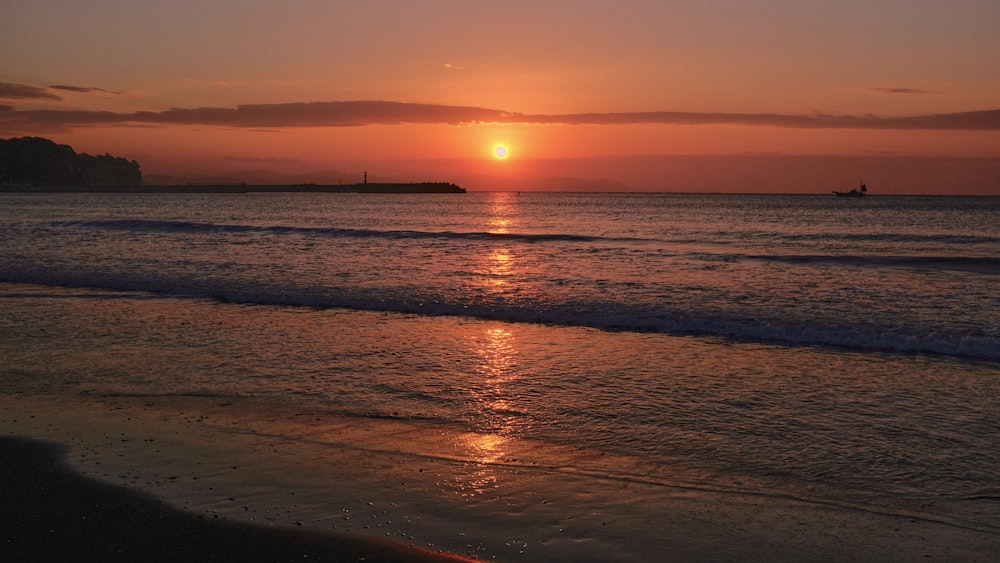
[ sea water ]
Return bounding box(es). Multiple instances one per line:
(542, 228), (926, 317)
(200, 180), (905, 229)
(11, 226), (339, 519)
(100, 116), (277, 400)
(1, 192), (998, 557)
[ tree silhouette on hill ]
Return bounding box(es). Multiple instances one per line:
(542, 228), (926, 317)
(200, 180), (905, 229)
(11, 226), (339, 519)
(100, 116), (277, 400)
(0, 136), (141, 187)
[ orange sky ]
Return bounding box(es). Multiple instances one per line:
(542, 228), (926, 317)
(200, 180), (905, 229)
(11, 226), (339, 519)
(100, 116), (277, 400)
(2, 1), (999, 193)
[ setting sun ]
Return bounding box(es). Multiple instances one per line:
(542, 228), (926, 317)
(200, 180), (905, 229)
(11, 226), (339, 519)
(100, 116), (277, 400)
(493, 144), (509, 160)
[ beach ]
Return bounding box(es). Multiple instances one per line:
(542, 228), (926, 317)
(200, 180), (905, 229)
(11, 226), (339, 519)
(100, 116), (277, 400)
(2, 192), (998, 561)
(4, 390), (999, 562)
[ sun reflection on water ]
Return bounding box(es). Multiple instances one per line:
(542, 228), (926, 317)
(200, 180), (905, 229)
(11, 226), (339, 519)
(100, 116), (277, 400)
(468, 191), (527, 300)
(446, 193), (533, 496)
(484, 191), (519, 234)
(451, 325), (523, 497)
(488, 217), (511, 234)
(483, 248), (513, 291)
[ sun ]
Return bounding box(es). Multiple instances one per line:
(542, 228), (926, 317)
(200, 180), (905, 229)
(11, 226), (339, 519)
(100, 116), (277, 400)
(492, 144), (509, 160)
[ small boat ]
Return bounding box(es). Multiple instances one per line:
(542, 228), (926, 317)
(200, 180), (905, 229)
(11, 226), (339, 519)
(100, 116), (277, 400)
(833, 183), (867, 197)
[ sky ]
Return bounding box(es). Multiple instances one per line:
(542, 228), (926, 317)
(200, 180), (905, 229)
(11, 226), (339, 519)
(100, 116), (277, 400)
(2, 0), (999, 192)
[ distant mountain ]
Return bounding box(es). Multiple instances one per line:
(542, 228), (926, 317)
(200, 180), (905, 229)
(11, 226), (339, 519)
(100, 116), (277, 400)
(0, 136), (141, 188)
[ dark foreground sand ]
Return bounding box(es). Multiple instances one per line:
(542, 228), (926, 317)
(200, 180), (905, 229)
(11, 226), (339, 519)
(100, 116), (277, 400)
(0, 436), (470, 563)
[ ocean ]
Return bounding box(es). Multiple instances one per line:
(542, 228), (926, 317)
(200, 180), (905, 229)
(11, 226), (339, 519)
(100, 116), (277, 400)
(2, 191), (998, 560)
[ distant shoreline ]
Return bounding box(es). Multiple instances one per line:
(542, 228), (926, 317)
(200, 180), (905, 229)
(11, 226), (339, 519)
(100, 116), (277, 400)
(0, 182), (466, 194)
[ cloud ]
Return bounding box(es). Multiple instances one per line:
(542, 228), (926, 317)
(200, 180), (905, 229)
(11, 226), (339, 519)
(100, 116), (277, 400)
(49, 84), (128, 95)
(870, 87), (934, 95)
(153, 101), (508, 127)
(0, 82), (63, 101)
(0, 101), (512, 132)
(537, 110), (1000, 130)
(1, 99), (999, 133)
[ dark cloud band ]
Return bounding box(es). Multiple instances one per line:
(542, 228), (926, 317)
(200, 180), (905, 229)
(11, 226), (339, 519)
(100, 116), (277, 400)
(0, 82), (63, 101)
(49, 84), (127, 95)
(1, 99), (998, 133)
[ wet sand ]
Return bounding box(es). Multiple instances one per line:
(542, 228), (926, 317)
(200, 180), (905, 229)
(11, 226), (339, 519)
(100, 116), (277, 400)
(2, 393), (998, 562)
(0, 436), (471, 563)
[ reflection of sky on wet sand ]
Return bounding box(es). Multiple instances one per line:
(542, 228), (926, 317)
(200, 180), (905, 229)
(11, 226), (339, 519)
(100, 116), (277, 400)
(455, 433), (508, 496)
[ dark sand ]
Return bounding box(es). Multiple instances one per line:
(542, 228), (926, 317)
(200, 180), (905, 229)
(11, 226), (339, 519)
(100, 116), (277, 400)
(0, 436), (470, 563)
(3, 393), (999, 562)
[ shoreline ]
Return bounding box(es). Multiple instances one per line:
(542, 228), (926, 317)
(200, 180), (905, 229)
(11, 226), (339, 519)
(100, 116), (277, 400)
(3, 393), (999, 562)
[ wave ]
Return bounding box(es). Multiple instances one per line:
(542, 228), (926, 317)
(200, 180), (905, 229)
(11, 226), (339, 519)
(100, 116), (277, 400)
(57, 219), (1000, 245)
(51, 219), (1000, 274)
(745, 254), (1000, 275)
(782, 232), (1000, 246)
(13, 218), (995, 360)
(4, 269), (998, 362)
(51, 219), (624, 244)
